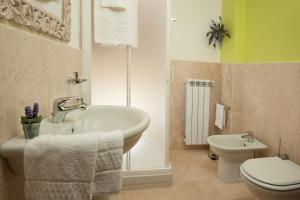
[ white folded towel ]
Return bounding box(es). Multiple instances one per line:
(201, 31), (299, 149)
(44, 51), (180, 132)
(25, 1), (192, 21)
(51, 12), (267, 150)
(24, 130), (124, 200)
(215, 103), (226, 130)
(93, 130), (124, 196)
(24, 134), (98, 200)
(94, 0), (138, 47)
(101, 0), (127, 10)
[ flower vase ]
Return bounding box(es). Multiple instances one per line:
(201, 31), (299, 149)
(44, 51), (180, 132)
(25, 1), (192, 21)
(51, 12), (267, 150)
(22, 123), (40, 139)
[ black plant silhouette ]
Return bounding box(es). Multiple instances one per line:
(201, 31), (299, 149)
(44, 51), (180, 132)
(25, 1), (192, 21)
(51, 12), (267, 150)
(206, 16), (231, 48)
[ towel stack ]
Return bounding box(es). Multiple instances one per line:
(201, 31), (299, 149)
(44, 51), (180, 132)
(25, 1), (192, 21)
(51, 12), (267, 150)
(94, 0), (138, 47)
(24, 130), (124, 200)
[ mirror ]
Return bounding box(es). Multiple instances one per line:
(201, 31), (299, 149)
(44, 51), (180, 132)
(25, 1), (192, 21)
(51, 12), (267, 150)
(0, 0), (71, 41)
(32, 0), (64, 21)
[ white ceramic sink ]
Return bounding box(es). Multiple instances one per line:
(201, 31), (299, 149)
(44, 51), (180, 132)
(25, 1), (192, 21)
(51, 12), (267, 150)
(41, 105), (151, 152)
(0, 105), (151, 175)
(207, 134), (267, 183)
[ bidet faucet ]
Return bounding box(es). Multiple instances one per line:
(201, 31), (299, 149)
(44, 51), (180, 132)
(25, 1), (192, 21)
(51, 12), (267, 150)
(52, 96), (87, 123)
(242, 131), (254, 143)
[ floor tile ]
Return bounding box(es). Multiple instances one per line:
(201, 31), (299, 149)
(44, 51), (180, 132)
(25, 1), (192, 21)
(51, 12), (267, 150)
(109, 148), (255, 200)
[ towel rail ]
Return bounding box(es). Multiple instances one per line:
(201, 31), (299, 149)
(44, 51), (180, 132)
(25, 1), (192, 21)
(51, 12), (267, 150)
(217, 100), (231, 111)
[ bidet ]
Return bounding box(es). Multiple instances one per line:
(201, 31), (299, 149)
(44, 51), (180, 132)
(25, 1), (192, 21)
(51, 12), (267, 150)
(207, 134), (267, 182)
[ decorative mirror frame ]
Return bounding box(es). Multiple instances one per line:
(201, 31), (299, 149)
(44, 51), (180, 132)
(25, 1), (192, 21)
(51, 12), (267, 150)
(0, 0), (71, 41)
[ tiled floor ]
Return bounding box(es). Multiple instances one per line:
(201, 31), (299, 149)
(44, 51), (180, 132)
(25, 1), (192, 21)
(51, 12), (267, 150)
(111, 148), (255, 200)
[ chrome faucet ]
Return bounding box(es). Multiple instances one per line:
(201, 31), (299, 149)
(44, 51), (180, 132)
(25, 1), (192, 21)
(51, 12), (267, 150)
(52, 96), (87, 123)
(241, 131), (254, 143)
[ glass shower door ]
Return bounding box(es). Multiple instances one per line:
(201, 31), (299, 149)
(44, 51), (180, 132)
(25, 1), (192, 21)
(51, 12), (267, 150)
(91, 0), (169, 171)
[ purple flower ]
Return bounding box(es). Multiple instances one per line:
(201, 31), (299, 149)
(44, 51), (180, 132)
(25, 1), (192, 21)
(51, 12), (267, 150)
(33, 103), (39, 118)
(25, 106), (33, 119)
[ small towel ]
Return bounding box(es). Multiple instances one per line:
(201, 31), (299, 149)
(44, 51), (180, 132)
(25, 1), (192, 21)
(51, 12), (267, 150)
(93, 130), (124, 196)
(24, 130), (124, 200)
(24, 134), (98, 200)
(215, 103), (226, 130)
(94, 0), (138, 47)
(101, 0), (127, 10)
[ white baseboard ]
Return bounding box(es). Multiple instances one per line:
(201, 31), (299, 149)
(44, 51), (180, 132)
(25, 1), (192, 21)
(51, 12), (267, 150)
(122, 163), (173, 190)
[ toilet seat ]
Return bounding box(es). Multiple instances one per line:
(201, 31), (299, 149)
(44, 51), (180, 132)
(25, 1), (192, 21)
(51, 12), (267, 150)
(240, 157), (300, 191)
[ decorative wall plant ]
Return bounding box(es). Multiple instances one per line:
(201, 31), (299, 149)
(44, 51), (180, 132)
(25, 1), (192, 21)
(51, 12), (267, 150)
(206, 16), (231, 48)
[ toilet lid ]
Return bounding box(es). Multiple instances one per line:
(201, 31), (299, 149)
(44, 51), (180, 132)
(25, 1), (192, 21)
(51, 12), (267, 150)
(241, 157), (300, 191)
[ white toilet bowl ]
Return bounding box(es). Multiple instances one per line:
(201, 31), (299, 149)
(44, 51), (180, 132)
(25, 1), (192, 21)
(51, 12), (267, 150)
(240, 157), (300, 200)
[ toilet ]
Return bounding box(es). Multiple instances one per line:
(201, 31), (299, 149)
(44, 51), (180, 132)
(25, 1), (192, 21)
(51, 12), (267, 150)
(240, 157), (300, 200)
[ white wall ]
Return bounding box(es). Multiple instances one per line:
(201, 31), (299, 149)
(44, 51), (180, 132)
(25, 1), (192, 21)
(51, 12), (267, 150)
(69, 0), (81, 49)
(171, 0), (221, 62)
(81, 0), (92, 104)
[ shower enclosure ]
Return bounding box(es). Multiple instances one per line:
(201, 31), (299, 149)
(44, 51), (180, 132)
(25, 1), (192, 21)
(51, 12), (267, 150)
(82, 0), (171, 184)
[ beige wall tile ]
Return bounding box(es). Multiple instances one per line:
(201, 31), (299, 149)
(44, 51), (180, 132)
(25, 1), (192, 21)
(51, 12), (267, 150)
(170, 60), (221, 149)
(220, 62), (300, 165)
(0, 22), (82, 200)
(219, 64), (234, 133)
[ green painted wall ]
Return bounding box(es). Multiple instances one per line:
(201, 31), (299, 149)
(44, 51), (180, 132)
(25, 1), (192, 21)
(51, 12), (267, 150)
(221, 0), (300, 63)
(221, 0), (247, 62)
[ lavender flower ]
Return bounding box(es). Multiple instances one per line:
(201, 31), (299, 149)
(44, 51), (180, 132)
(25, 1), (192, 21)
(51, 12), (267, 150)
(21, 103), (42, 124)
(33, 103), (39, 118)
(25, 106), (33, 119)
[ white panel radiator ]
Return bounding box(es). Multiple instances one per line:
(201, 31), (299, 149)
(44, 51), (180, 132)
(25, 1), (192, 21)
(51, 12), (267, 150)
(184, 79), (212, 145)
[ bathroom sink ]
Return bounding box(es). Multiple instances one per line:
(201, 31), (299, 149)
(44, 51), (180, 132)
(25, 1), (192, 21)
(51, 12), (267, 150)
(41, 105), (151, 153)
(0, 105), (151, 175)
